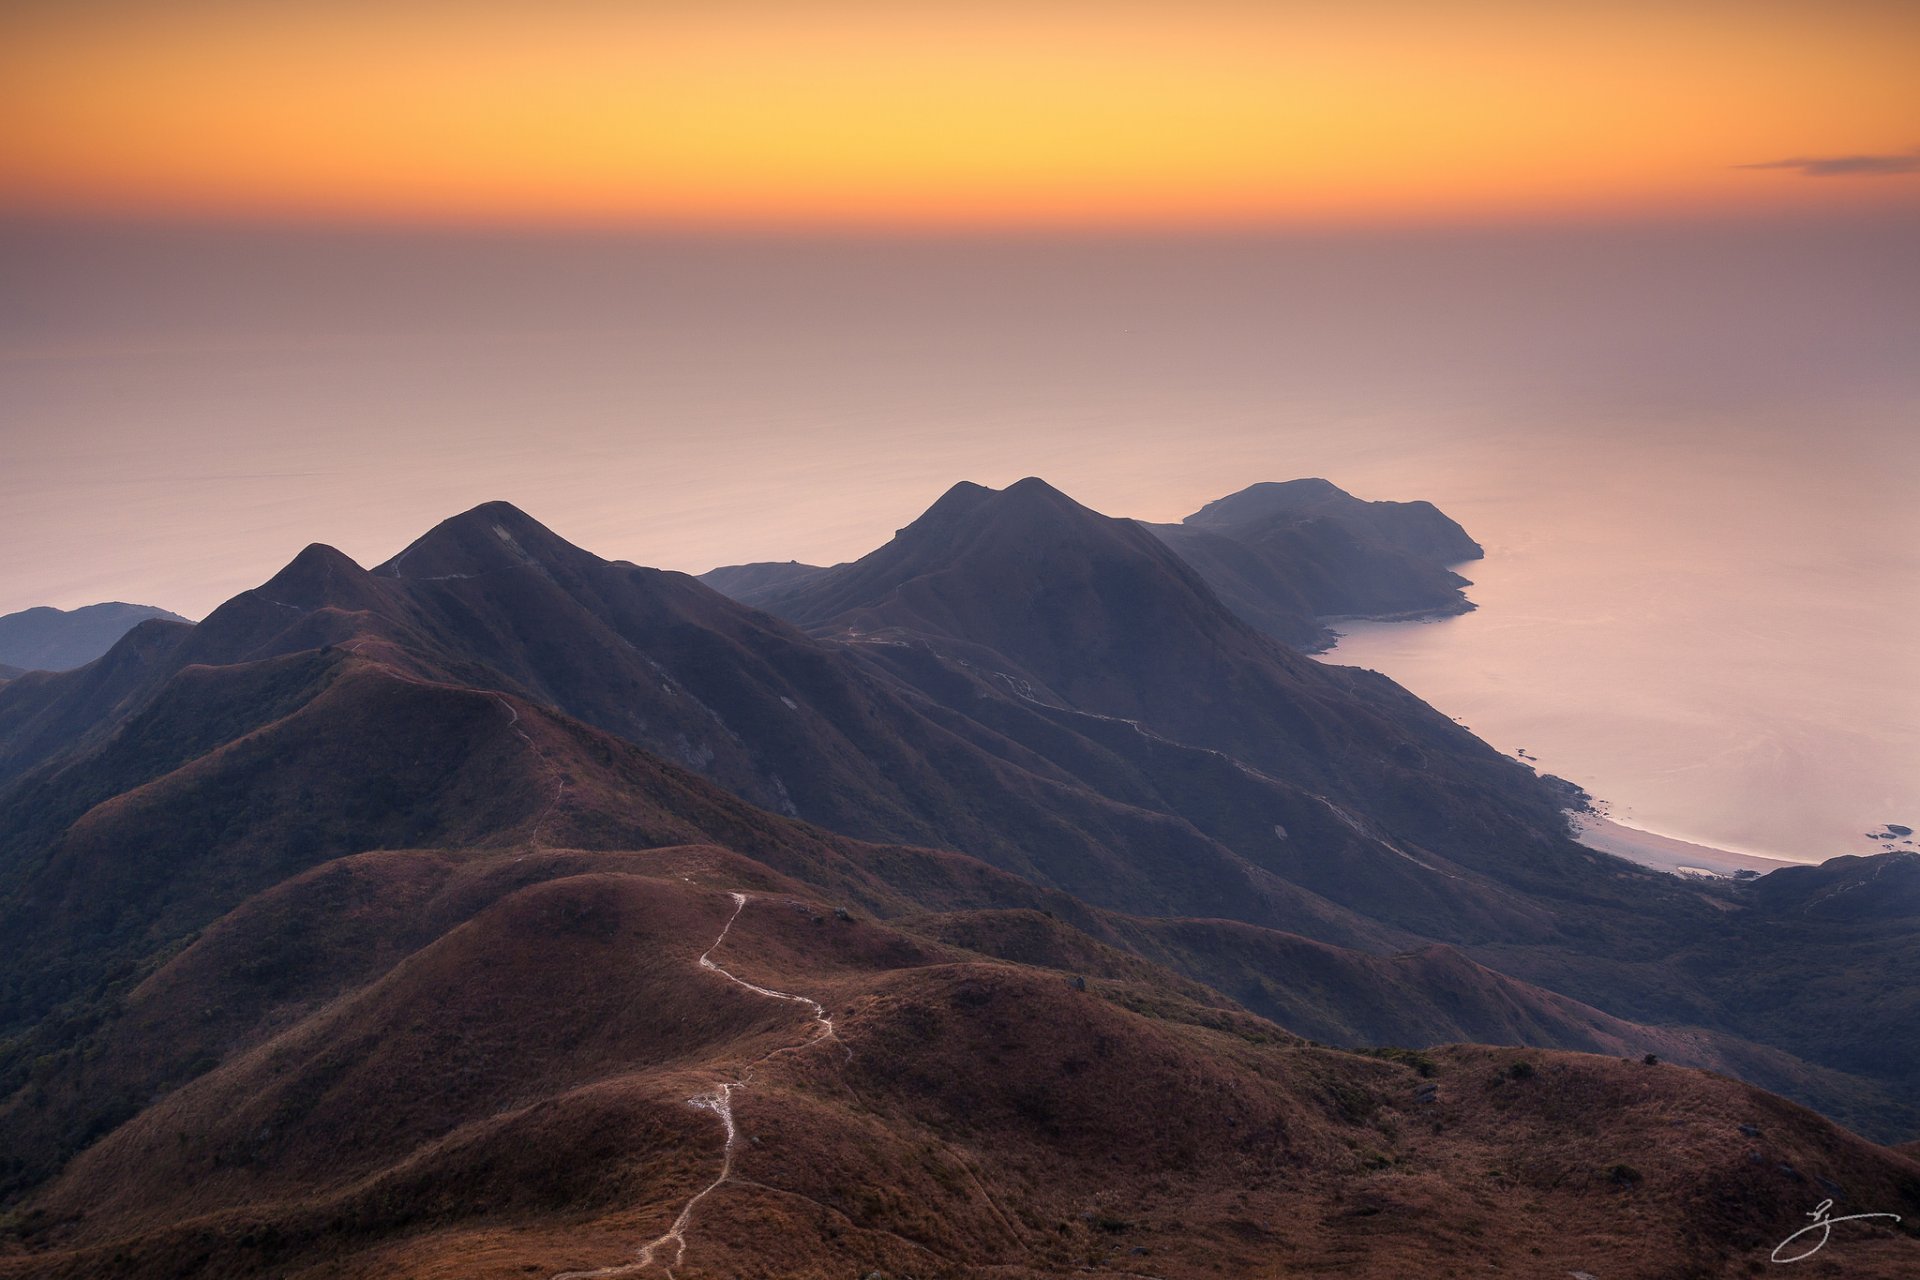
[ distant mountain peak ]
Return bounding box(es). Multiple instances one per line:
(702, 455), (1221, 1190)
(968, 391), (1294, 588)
(0, 601), (191, 673)
(1185, 478), (1350, 531)
(1181, 477), (1482, 565)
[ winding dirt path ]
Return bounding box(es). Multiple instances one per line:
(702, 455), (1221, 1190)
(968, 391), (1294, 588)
(553, 892), (839, 1279)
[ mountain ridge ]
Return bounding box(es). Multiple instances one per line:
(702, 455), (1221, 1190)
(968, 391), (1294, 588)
(707, 475), (1488, 650)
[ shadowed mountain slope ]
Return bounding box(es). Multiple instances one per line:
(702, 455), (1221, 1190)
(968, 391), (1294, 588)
(696, 559), (832, 607)
(739, 478), (1586, 886)
(1147, 478), (1483, 650)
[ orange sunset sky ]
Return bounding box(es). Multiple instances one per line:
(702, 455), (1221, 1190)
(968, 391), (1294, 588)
(2, 0), (1917, 227)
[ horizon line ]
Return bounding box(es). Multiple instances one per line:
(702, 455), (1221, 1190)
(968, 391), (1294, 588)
(8, 199), (1920, 242)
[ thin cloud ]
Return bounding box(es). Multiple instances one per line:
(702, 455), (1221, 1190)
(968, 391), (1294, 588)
(1739, 147), (1920, 177)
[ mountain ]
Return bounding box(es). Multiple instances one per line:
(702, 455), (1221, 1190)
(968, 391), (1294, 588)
(697, 559), (832, 608)
(1146, 478), (1482, 649)
(6, 491), (1918, 1128)
(4, 486), (1920, 1275)
(705, 477), (1486, 652)
(732, 477), (1584, 893)
(0, 500), (1519, 951)
(0, 604), (189, 673)
(1186, 477), (1482, 560)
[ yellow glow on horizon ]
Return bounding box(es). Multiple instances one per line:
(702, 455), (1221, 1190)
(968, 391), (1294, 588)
(2, 1), (1917, 227)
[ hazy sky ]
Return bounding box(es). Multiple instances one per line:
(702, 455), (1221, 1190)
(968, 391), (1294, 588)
(5, 213), (1915, 619)
(4, 0), (1916, 617)
(3, 0), (1917, 227)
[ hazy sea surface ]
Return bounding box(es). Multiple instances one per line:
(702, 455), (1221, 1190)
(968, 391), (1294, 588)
(1318, 422), (1920, 864)
(3, 216), (1916, 861)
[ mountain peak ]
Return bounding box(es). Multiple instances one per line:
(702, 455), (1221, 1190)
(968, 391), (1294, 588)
(756, 474), (1285, 699)
(1184, 478), (1349, 531)
(255, 543), (368, 607)
(904, 476), (1097, 540)
(460, 498), (540, 527)
(1183, 478), (1482, 564)
(376, 501), (588, 581)
(907, 479), (996, 528)
(1003, 475), (1070, 498)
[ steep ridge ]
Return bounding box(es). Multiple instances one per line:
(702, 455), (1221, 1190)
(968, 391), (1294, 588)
(1, 632), (1917, 1270)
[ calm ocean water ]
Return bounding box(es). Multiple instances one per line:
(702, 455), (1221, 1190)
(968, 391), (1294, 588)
(4, 217), (1915, 861)
(1317, 420), (1919, 864)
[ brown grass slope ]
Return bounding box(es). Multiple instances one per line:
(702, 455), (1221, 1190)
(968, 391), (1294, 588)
(3, 872), (1916, 1279)
(904, 907), (1907, 1138)
(0, 648), (1112, 1198)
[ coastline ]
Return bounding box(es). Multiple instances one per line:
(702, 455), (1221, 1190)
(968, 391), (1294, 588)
(1307, 599), (1476, 654)
(1573, 813), (1804, 878)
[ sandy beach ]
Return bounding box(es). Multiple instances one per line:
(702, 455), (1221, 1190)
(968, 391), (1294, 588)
(1573, 814), (1802, 878)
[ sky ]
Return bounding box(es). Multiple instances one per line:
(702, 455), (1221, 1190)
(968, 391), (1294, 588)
(2, 0), (1917, 228)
